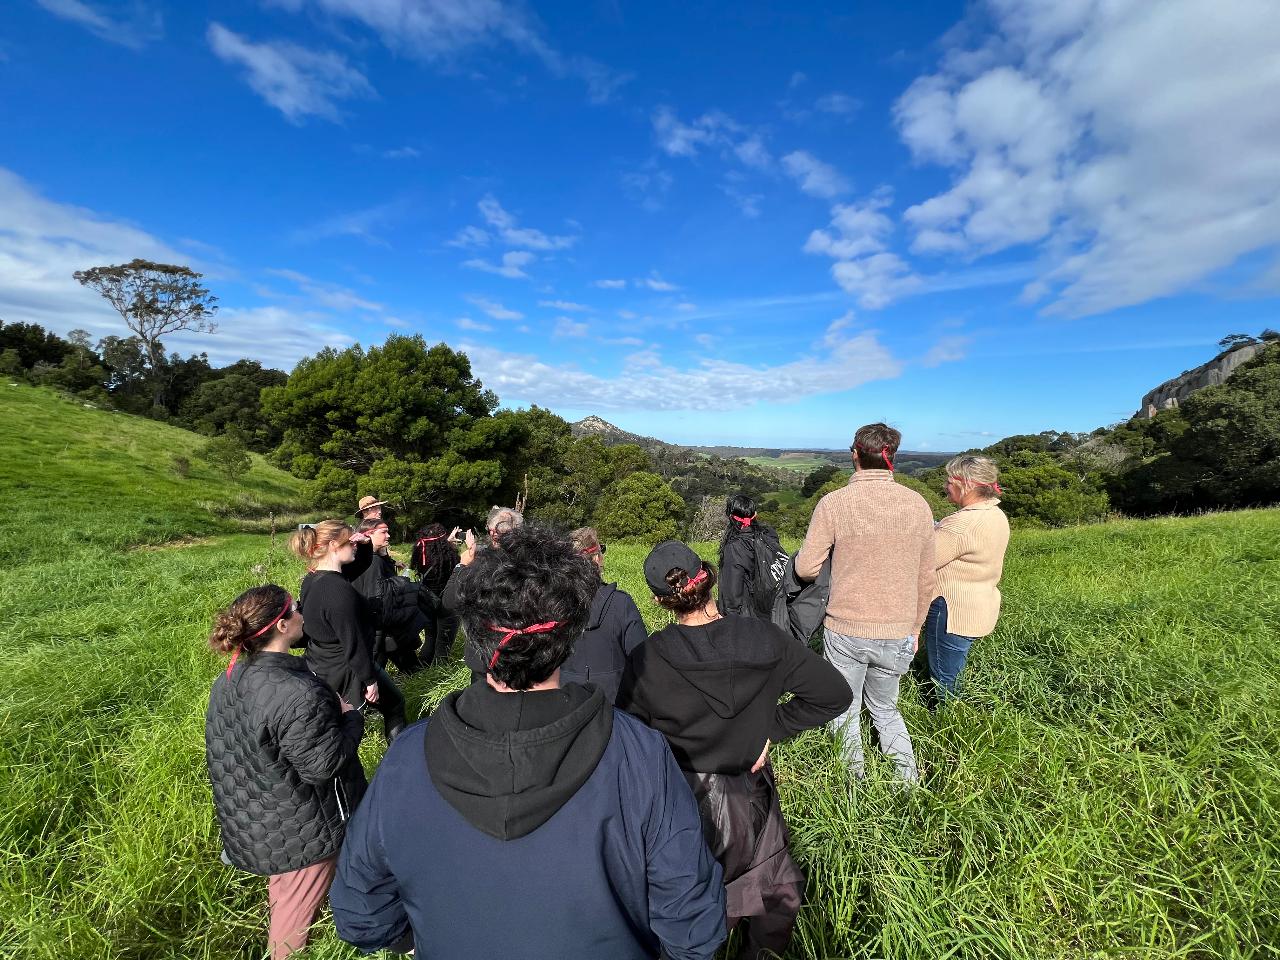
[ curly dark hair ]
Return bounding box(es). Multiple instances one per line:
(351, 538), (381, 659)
(653, 561), (718, 616)
(456, 524), (598, 690)
(410, 522), (458, 584)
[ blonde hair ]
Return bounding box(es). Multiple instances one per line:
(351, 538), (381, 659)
(946, 455), (1001, 495)
(288, 519), (353, 560)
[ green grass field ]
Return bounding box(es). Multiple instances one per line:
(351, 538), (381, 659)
(744, 454), (842, 474)
(3, 384), (1278, 959)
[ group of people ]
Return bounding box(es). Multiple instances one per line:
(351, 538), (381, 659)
(204, 422), (1010, 959)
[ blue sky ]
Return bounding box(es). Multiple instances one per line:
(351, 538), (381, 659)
(3, 0), (1279, 449)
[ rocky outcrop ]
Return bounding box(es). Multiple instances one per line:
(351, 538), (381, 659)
(1136, 342), (1266, 418)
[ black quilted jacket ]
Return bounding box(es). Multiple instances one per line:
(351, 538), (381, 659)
(206, 651), (368, 876)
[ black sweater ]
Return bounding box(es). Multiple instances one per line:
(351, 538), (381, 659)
(300, 541), (378, 708)
(617, 614), (852, 774)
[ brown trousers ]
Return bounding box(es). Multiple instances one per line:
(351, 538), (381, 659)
(267, 856), (337, 959)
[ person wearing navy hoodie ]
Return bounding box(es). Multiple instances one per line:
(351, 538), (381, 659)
(329, 525), (727, 960)
(557, 526), (647, 703)
(617, 540), (853, 960)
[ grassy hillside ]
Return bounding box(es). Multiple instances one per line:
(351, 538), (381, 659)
(0, 384), (306, 566)
(2, 385), (1278, 959)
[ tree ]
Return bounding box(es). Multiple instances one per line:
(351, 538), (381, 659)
(1219, 333), (1258, 350)
(199, 435), (251, 479)
(801, 463), (843, 498)
(593, 472), (686, 543)
(73, 259), (218, 411)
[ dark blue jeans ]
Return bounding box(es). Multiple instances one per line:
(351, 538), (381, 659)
(923, 596), (975, 701)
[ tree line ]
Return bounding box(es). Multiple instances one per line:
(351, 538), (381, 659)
(8, 257), (1277, 537)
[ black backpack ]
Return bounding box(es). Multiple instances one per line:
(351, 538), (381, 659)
(749, 527), (791, 618)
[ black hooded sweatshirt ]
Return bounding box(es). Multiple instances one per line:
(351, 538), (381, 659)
(617, 613), (853, 774)
(559, 581), (647, 704)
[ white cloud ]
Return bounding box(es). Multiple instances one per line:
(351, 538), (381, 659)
(675, 301), (698, 313)
(895, 0), (1280, 316)
(475, 195), (576, 251)
(273, 0), (628, 103)
(265, 267), (384, 312)
(463, 250), (535, 279)
(804, 193), (896, 259)
(461, 323), (903, 411)
(538, 299), (591, 311)
(594, 278), (626, 289)
(464, 294), (523, 320)
(0, 168), (351, 371)
(831, 253), (924, 309)
(781, 150), (851, 198)
(789, 71), (807, 89)
(456, 316), (493, 332)
(721, 182), (763, 218)
(652, 107), (772, 168)
(447, 225), (490, 248)
(553, 317), (589, 338)
(382, 145), (420, 159)
(821, 310), (855, 348)
(637, 272), (678, 291)
(35, 0), (161, 50)
(207, 23), (374, 124)
(814, 93), (860, 116)
(617, 309), (638, 320)
(922, 334), (973, 367)
(803, 191), (924, 308)
(289, 198), (405, 245)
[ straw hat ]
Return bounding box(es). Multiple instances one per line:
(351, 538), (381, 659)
(356, 495), (388, 516)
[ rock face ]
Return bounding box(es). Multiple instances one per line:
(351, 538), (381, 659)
(1137, 342), (1265, 418)
(570, 416), (678, 454)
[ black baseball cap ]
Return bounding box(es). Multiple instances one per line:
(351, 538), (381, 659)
(643, 540), (704, 596)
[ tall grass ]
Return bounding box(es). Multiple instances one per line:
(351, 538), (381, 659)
(2, 385), (1278, 958)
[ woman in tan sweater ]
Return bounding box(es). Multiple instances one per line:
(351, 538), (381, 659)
(923, 455), (1010, 703)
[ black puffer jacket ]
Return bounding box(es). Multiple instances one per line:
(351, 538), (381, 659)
(206, 651), (368, 876)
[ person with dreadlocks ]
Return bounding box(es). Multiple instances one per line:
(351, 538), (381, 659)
(330, 525), (728, 960)
(409, 522), (461, 666)
(616, 541), (852, 960)
(922, 454), (1010, 704)
(205, 584), (367, 959)
(794, 421), (935, 785)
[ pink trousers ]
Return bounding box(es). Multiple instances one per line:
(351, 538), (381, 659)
(267, 856), (337, 959)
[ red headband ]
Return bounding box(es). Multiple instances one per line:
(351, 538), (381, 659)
(227, 592), (293, 676)
(580, 545), (600, 556)
(733, 514), (755, 528)
(487, 621), (562, 670)
(682, 568), (708, 591)
(856, 443), (895, 472)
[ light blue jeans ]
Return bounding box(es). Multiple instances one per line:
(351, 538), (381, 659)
(823, 628), (919, 783)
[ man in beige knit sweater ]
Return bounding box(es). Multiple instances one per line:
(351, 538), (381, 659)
(794, 422), (935, 783)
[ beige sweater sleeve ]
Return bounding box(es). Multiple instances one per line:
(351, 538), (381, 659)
(795, 498), (833, 581)
(934, 522), (965, 568)
(915, 510), (937, 632)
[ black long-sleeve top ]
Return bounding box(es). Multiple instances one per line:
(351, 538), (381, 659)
(616, 613), (853, 775)
(717, 535), (755, 617)
(300, 540), (379, 707)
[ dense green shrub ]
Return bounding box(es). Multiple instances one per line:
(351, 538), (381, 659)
(593, 471), (686, 542)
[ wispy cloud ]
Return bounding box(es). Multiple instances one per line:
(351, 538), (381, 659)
(475, 195), (577, 251)
(637, 272), (679, 291)
(456, 316), (493, 332)
(539, 299), (591, 312)
(207, 23), (374, 124)
(652, 106), (773, 168)
(594, 278), (627, 289)
(464, 294), (523, 320)
(553, 317), (590, 338)
(35, 0), (161, 50)
(922, 334), (973, 367)
(272, 0), (629, 103)
(289, 198), (405, 245)
(463, 250), (535, 279)
(781, 150), (851, 198)
(265, 268), (384, 312)
(382, 145), (420, 159)
(462, 321), (903, 412)
(447, 225), (490, 248)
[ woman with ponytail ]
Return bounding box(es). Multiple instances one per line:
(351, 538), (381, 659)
(289, 520), (407, 741)
(205, 584), (367, 959)
(717, 493), (779, 618)
(616, 541), (852, 960)
(408, 522), (460, 666)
